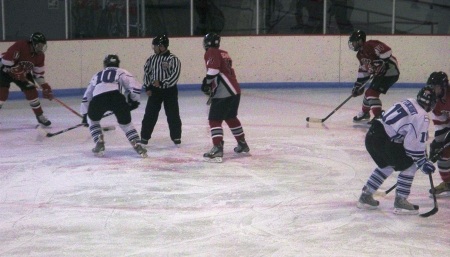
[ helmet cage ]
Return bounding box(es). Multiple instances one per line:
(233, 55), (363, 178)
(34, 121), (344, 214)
(348, 30), (366, 51)
(427, 71), (449, 102)
(417, 86), (437, 112)
(30, 32), (47, 53)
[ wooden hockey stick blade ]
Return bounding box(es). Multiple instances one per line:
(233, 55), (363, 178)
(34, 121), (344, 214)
(306, 117), (324, 123)
(420, 173), (439, 217)
(419, 207), (438, 217)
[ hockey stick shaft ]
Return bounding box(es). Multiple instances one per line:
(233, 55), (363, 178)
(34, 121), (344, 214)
(420, 173), (438, 217)
(26, 79), (83, 118)
(53, 98), (83, 118)
(379, 141), (450, 197)
(306, 76), (374, 123)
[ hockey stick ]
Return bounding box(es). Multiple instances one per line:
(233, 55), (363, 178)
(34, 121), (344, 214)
(375, 140), (450, 197)
(41, 124), (116, 137)
(53, 98), (83, 118)
(420, 173), (438, 217)
(27, 80), (83, 118)
(38, 112), (116, 137)
(306, 76), (374, 123)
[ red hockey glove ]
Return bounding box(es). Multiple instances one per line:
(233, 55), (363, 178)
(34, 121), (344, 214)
(8, 66), (28, 82)
(41, 83), (54, 100)
(351, 82), (365, 97)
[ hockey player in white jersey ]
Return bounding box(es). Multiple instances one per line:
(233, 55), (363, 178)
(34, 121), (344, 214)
(357, 86), (436, 215)
(80, 54), (147, 157)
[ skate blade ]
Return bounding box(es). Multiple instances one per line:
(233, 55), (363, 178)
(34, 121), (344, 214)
(393, 208), (419, 215)
(356, 202), (378, 210)
(430, 191), (450, 198)
(139, 152), (148, 158)
(94, 151), (105, 157)
(204, 157), (223, 163)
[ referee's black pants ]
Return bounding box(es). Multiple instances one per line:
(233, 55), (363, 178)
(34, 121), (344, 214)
(141, 86), (182, 141)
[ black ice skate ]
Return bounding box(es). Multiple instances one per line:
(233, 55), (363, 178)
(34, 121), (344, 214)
(393, 196), (419, 215)
(356, 186), (379, 210)
(36, 114), (51, 127)
(353, 112), (370, 122)
(234, 139), (250, 153)
(131, 139), (148, 158)
(203, 141), (224, 163)
(92, 135), (105, 156)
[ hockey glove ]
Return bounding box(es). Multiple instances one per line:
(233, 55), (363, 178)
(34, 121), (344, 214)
(420, 160), (435, 175)
(8, 66), (28, 82)
(81, 114), (89, 127)
(201, 77), (211, 96)
(429, 139), (444, 162)
(370, 59), (387, 77)
(351, 82), (365, 97)
(128, 100), (140, 111)
(40, 83), (54, 100)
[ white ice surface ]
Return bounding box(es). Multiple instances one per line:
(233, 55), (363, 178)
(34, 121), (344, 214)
(0, 88), (449, 257)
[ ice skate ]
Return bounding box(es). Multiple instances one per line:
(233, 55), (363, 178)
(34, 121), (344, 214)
(36, 114), (51, 127)
(234, 139), (250, 153)
(203, 142), (223, 163)
(357, 187), (379, 210)
(131, 139), (148, 158)
(429, 181), (450, 197)
(393, 196), (419, 215)
(353, 111), (370, 122)
(173, 138), (181, 146)
(92, 135), (105, 156)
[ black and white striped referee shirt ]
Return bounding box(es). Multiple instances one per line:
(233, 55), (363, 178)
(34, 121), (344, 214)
(143, 50), (181, 90)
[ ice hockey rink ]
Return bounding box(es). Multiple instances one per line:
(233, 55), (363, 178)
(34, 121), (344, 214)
(0, 87), (448, 257)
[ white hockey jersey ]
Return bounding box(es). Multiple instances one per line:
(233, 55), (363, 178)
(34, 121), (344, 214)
(381, 98), (430, 165)
(80, 67), (142, 114)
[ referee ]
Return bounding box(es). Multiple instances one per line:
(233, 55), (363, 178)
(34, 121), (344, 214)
(140, 34), (182, 146)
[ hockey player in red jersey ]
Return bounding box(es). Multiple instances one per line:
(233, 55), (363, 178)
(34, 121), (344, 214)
(349, 30), (400, 124)
(201, 33), (249, 162)
(358, 86), (436, 215)
(427, 71), (450, 196)
(0, 32), (54, 126)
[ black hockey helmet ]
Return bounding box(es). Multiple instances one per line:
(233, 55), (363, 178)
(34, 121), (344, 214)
(152, 35), (169, 47)
(103, 54), (120, 68)
(417, 86), (437, 112)
(427, 71), (449, 102)
(348, 30), (366, 51)
(30, 32), (47, 53)
(203, 33), (221, 50)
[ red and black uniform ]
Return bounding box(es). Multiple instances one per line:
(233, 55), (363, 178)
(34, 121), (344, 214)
(0, 40), (50, 118)
(431, 93), (450, 184)
(204, 46), (245, 146)
(356, 40), (400, 117)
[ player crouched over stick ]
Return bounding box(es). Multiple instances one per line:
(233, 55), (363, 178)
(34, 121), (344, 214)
(0, 32), (54, 126)
(201, 33), (250, 163)
(357, 86), (437, 215)
(80, 54), (147, 157)
(428, 71), (450, 196)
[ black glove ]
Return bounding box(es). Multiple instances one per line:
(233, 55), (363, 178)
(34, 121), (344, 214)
(81, 114), (88, 127)
(429, 139), (444, 162)
(351, 82), (365, 97)
(128, 100), (140, 111)
(201, 77), (211, 96)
